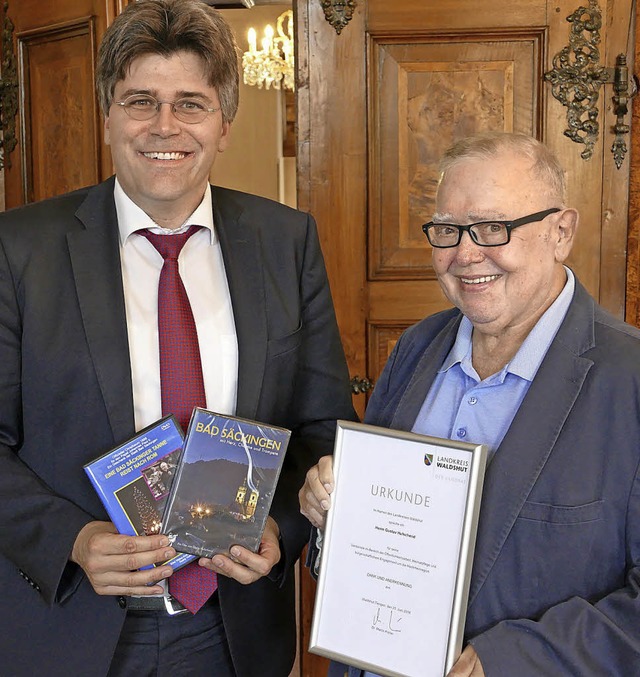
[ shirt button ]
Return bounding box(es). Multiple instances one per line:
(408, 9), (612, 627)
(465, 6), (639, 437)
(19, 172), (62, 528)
(468, 397), (477, 405)
(118, 596), (127, 609)
(457, 428), (467, 438)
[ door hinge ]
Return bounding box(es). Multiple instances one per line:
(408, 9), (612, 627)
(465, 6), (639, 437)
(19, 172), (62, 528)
(350, 375), (374, 395)
(544, 0), (636, 169)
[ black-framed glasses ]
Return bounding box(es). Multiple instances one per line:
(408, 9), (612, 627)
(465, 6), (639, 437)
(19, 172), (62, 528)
(114, 94), (221, 124)
(422, 208), (561, 248)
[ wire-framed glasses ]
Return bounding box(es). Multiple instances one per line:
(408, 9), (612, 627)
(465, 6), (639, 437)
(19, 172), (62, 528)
(422, 208), (561, 248)
(114, 94), (221, 124)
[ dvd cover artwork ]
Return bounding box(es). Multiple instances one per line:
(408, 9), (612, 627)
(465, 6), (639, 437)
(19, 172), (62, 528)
(162, 408), (291, 558)
(84, 416), (195, 571)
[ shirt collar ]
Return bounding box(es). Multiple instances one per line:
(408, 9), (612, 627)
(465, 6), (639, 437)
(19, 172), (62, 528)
(439, 266), (575, 382)
(440, 315), (473, 373)
(508, 266), (575, 380)
(114, 178), (217, 245)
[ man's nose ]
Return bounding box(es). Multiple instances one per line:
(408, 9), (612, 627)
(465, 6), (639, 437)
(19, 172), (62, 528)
(148, 102), (181, 135)
(454, 230), (485, 263)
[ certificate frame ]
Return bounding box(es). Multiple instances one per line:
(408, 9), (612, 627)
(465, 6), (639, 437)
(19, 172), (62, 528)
(309, 420), (487, 677)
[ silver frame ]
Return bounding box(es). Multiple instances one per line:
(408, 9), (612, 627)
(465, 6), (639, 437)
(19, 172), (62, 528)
(309, 420), (488, 677)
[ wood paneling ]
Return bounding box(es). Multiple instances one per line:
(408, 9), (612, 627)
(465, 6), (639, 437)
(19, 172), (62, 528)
(20, 18), (99, 203)
(297, 0), (369, 669)
(296, 0), (369, 418)
(626, 5), (640, 327)
(367, 0), (547, 31)
(367, 322), (410, 383)
(369, 31), (544, 280)
(598, 0), (635, 316)
(1, 0), (122, 208)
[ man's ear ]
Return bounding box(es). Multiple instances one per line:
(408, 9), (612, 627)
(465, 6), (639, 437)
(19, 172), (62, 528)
(217, 121), (232, 153)
(104, 114), (111, 146)
(554, 208), (579, 262)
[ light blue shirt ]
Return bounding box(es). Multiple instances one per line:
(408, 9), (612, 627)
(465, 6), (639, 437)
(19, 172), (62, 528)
(362, 268), (574, 677)
(411, 268), (575, 458)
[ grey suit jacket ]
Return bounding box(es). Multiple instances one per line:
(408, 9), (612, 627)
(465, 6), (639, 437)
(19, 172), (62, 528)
(0, 177), (355, 677)
(331, 279), (640, 676)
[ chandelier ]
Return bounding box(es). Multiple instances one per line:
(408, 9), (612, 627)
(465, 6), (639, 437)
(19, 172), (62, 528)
(242, 10), (294, 91)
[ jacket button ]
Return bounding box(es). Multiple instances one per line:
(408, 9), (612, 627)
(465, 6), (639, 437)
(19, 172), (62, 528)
(117, 596), (127, 609)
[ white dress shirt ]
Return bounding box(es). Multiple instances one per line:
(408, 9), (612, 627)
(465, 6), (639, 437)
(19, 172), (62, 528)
(115, 179), (238, 432)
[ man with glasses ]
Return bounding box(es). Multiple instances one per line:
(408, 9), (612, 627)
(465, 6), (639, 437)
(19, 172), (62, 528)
(0, 1), (355, 675)
(301, 132), (640, 676)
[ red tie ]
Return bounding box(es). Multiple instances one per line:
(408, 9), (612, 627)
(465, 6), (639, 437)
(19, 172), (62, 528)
(140, 225), (217, 614)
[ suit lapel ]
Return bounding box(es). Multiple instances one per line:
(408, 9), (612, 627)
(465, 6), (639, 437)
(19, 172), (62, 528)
(390, 316), (461, 432)
(68, 182), (268, 438)
(467, 283), (596, 605)
(68, 179), (134, 442)
(212, 187), (267, 419)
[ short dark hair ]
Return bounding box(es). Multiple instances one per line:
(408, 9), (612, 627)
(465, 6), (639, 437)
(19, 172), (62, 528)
(96, 0), (239, 123)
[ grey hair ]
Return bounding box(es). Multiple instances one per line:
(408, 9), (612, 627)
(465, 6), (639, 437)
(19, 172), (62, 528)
(438, 132), (567, 205)
(96, 0), (239, 124)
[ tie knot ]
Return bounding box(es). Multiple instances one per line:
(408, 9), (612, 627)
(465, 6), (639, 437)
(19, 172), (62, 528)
(139, 225), (202, 260)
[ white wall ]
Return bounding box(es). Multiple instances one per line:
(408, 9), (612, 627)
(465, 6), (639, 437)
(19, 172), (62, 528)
(214, 5), (294, 206)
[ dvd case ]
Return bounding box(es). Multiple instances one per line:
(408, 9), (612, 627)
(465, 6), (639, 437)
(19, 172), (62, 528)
(162, 408), (291, 558)
(84, 416), (195, 571)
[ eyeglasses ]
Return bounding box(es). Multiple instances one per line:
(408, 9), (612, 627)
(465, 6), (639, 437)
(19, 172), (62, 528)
(422, 208), (561, 248)
(113, 94), (221, 124)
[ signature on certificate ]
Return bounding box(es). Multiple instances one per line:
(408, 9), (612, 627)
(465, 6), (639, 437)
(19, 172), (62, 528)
(372, 607), (403, 633)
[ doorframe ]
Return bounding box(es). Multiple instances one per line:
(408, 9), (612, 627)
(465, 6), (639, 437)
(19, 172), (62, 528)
(626, 7), (640, 327)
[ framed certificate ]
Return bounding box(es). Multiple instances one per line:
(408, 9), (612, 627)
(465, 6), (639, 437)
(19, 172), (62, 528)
(309, 421), (487, 677)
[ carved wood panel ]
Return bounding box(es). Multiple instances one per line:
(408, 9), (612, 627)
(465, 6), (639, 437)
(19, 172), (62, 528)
(1, 0), (123, 209)
(19, 18), (100, 203)
(369, 31), (544, 280)
(368, 321), (413, 382)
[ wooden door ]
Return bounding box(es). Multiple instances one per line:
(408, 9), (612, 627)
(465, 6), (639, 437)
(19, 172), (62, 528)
(0, 0), (129, 208)
(295, 0), (634, 674)
(626, 8), (640, 327)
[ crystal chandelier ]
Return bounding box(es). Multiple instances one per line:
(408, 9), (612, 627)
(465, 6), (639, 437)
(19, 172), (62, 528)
(242, 10), (294, 91)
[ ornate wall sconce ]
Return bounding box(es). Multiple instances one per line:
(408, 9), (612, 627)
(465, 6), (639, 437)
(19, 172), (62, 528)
(0, 1), (18, 170)
(321, 0), (357, 35)
(544, 0), (636, 169)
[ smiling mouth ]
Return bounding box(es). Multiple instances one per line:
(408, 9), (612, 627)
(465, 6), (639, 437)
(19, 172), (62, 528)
(459, 274), (501, 285)
(141, 151), (189, 160)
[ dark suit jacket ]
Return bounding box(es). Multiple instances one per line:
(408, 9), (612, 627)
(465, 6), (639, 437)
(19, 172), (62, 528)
(0, 177), (355, 677)
(330, 279), (640, 676)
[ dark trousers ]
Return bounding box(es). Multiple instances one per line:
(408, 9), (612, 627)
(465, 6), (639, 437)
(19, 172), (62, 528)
(108, 598), (235, 676)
